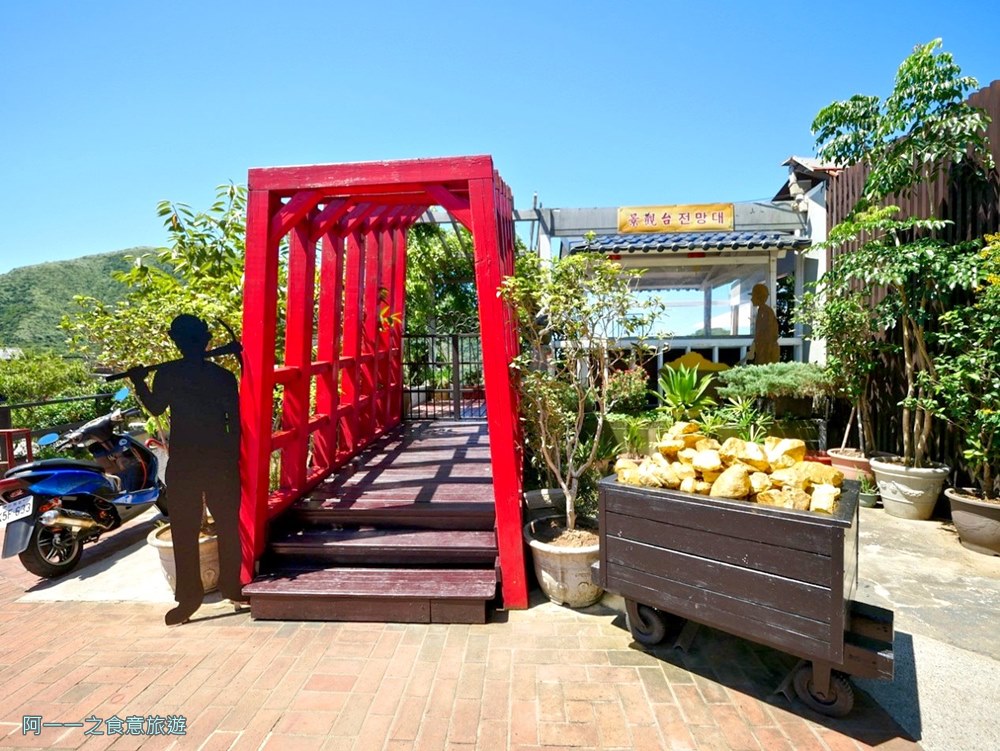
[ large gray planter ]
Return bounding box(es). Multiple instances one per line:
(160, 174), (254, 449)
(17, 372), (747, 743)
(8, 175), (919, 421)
(945, 488), (1000, 556)
(870, 457), (949, 520)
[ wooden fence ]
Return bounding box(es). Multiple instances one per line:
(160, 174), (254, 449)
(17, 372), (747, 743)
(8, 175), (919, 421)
(825, 81), (1000, 469)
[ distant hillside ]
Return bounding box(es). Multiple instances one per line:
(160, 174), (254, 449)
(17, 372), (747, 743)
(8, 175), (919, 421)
(0, 249), (156, 352)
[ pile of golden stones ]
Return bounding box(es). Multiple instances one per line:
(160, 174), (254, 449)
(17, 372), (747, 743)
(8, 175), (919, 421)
(614, 421), (845, 514)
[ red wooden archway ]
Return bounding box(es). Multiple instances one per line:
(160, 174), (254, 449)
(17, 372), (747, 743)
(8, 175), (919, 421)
(238, 156), (527, 608)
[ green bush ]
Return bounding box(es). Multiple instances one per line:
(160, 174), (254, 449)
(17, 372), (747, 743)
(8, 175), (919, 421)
(0, 352), (106, 432)
(716, 362), (833, 401)
(606, 367), (649, 414)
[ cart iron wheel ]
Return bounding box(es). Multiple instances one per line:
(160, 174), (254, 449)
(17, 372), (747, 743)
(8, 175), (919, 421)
(626, 600), (669, 646)
(793, 663), (855, 717)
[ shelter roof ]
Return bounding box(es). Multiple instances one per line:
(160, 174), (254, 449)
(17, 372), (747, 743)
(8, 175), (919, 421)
(568, 230), (809, 255)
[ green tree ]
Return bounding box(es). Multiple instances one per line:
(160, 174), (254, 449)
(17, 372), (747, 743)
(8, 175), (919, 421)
(63, 184), (249, 372)
(501, 254), (665, 530)
(934, 234), (1000, 497)
(808, 40), (993, 467)
(405, 224), (479, 335)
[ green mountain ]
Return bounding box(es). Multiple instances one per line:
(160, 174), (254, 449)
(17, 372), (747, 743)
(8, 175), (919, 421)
(0, 249), (154, 352)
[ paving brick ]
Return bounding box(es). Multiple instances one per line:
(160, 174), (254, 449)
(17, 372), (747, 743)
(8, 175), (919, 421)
(388, 695), (429, 742)
(260, 733), (327, 750)
(537, 721), (600, 748)
(412, 717), (448, 751)
(508, 699), (538, 747)
(287, 690), (349, 714)
(594, 699), (631, 748)
(616, 683), (657, 725)
(425, 678), (458, 718)
(446, 698), (482, 745)
(476, 719), (507, 751)
(479, 680), (510, 722)
(304, 673), (358, 693)
(672, 684), (717, 726)
(751, 726), (796, 751)
(330, 693), (375, 737)
(197, 729), (239, 750)
(369, 676), (407, 716)
(710, 704), (763, 751)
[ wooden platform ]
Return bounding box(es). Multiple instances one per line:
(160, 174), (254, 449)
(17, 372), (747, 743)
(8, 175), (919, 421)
(244, 421), (500, 623)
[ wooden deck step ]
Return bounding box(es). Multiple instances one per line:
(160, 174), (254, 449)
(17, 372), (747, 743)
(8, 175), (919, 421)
(244, 567), (497, 623)
(267, 527), (498, 566)
(290, 497), (495, 530)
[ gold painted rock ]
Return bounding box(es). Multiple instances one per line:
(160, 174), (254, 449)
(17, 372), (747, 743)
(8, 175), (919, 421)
(764, 438), (807, 470)
(709, 464), (752, 499)
(749, 471), (773, 494)
(810, 483), (841, 513)
(692, 450), (723, 474)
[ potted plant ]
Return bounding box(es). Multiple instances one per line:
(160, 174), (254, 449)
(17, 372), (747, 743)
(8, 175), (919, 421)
(655, 363), (716, 421)
(858, 474), (879, 509)
(147, 503), (220, 594)
(934, 232), (1000, 554)
(715, 362), (832, 419)
(809, 40), (992, 519)
(502, 252), (664, 607)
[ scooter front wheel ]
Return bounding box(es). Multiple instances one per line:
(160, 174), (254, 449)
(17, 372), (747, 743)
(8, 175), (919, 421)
(19, 523), (83, 578)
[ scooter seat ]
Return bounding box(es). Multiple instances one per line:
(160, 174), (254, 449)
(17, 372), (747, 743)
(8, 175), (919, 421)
(4, 458), (104, 478)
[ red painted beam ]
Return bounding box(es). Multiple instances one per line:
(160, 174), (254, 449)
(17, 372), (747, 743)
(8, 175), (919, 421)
(340, 230), (365, 459)
(309, 199), (350, 242)
(239, 189), (282, 583)
(469, 175), (528, 610)
(279, 218), (317, 492)
(248, 155), (496, 193)
(270, 190), (324, 240)
(425, 184), (473, 230)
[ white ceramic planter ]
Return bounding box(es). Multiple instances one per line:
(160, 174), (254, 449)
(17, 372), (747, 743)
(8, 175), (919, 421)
(524, 517), (602, 608)
(147, 525), (220, 594)
(869, 457), (949, 520)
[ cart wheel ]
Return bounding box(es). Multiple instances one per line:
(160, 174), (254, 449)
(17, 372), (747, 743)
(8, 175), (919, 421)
(626, 602), (668, 646)
(792, 664), (854, 717)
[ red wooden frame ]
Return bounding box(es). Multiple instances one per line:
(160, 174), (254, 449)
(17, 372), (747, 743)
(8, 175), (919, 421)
(238, 156), (527, 608)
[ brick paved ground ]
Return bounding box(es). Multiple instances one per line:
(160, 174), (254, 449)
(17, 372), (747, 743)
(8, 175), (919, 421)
(0, 549), (919, 750)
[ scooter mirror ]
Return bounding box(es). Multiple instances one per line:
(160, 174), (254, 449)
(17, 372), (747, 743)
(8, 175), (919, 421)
(113, 386), (130, 402)
(38, 433), (59, 446)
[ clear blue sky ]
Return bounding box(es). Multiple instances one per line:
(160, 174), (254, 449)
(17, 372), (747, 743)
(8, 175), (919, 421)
(1, 1), (997, 274)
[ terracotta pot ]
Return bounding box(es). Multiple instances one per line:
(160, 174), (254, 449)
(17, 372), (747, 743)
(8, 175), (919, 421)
(945, 488), (1000, 556)
(827, 448), (873, 482)
(524, 516), (602, 608)
(147, 525), (220, 594)
(870, 457), (949, 521)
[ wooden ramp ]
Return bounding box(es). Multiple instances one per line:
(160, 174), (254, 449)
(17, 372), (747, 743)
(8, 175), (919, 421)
(244, 421), (499, 623)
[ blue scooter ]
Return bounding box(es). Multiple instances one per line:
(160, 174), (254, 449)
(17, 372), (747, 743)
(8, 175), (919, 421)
(0, 388), (167, 578)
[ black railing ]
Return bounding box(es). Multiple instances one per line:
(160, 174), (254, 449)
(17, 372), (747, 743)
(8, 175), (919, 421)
(402, 334), (485, 420)
(0, 392), (117, 435)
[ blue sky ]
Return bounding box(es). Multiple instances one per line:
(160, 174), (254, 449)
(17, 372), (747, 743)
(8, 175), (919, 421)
(1, 1), (998, 274)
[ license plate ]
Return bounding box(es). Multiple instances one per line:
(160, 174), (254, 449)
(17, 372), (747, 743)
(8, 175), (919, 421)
(0, 496), (33, 525)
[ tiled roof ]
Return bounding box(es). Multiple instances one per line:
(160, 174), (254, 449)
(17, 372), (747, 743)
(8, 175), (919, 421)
(569, 231), (810, 254)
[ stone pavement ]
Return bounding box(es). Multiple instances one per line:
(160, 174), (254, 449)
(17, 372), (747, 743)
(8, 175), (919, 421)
(852, 506), (1000, 751)
(0, 513), (918, 750)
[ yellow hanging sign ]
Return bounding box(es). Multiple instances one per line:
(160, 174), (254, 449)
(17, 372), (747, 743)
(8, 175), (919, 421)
(617, 203), (734, 234)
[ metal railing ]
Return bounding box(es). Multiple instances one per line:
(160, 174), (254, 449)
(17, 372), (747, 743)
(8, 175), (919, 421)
(402, 334), (486, 420)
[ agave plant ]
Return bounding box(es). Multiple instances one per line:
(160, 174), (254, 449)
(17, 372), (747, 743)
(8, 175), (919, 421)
(655, 363), (716, 421)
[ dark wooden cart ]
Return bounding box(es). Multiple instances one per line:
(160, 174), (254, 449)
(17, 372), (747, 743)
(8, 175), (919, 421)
(593, 477), (894, 717)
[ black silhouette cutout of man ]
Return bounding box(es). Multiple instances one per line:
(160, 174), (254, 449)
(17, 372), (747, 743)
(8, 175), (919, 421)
(128, 315), (243, 625)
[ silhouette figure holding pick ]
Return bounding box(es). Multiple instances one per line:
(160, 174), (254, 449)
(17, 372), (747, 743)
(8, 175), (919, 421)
(128, 315), (243, 625)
